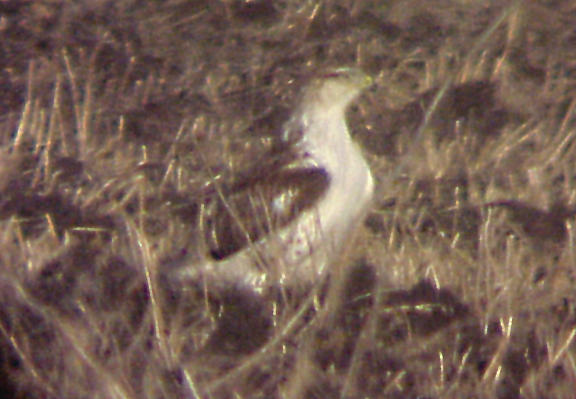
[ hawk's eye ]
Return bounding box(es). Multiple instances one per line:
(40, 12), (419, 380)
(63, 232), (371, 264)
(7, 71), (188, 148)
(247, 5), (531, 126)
(321, 68), (352, 79)
(322, 71), (344, 79)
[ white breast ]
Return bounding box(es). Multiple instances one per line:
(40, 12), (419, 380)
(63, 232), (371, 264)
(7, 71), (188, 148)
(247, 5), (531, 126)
(275, 111), (374, 285)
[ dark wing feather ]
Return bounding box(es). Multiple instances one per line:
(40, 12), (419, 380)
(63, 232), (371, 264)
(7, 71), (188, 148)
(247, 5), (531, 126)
(204, 167), (330, 260)
(196, 143), (300, 202)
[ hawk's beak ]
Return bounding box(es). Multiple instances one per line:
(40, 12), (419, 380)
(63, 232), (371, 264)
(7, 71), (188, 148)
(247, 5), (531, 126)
(362, 74), (374, 89)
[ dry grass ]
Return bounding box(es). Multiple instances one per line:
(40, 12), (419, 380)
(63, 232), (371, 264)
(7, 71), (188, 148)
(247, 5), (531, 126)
(1, 0), (576, 398)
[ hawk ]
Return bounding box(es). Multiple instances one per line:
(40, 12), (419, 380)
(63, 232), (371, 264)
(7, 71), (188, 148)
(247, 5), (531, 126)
(175, 67), (374, 293)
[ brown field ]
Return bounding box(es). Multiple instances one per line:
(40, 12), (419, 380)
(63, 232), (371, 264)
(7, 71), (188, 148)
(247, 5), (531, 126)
(0, 0), (575, 398)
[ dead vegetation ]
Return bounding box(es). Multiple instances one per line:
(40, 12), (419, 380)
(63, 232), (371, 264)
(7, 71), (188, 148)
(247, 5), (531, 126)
(0, 0), (576, 398)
